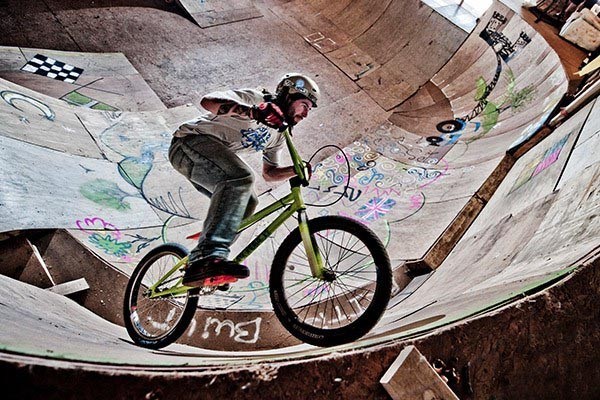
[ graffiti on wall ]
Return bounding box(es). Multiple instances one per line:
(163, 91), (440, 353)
(75, 216), (160, 261)
(78, 113), (194, 254)
(1, 90), (56, 121)
(509, 132), (571, 193)
(307, 141), (448, 226)
(21, 54), (84, 84)
(188, 316), (262, 344)
(427, 12), (535, 150)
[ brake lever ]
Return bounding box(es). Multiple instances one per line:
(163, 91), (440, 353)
(278, 122), (289, 133)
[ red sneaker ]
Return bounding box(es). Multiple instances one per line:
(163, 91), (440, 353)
(183, 256), (249, 288)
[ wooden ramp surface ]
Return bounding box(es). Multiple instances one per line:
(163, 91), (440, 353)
(177, 0), (263, 28)
(0, 0), (596, 360)
(0, 46), (165, 111)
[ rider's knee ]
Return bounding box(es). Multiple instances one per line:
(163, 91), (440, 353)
(230, 171), (255, 189)
(244, 193), (259, 219)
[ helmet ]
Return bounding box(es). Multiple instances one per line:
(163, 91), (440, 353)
(275, 73), (320, 107)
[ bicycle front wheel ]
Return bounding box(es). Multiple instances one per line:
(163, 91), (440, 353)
(270, 216), (392, 347)
(123, 243), (199, 349)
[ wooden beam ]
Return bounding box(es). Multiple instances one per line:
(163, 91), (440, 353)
(46, 278), (90, 296)
(380, 345), (459, 400)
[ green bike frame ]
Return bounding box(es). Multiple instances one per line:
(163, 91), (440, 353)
(147, 127), (324, 299)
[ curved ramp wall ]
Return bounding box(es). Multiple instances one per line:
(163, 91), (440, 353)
(0, 0), (598, 397)
(0, 0), (586, 360)
(0, 97), (597, 399)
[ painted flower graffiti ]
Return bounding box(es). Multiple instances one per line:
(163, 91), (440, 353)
(76, 217), (133, 261)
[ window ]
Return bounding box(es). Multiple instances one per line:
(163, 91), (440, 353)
(421, 0), (494, 32)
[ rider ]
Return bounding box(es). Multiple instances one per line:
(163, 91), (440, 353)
(168, 73), (320, 287)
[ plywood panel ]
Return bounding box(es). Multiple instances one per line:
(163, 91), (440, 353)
(0, 46), (165, 111)
(177, 0), (263, 28)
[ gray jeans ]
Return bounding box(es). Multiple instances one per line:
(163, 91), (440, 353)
(168, 134), (258, 261)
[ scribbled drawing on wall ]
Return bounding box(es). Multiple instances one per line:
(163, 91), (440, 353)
(509, 132), (571, 193)
(61, 90), (119, 111)
(427, 12), (534, 146)
(469, 70), (535, 139)
(197, 292), (244, 310)
(80, 128), (192, 227)
(355, 197), (397, 222)
(0, 90), (56, 121)
(75, 217), (134, 260)
(364, 125), (442, 165)
(80, 179), (137, 211)
(304, 31), (338, 51)
(235, 280), (270, 309)
(21, 54), (84, 84)
(199, 316), (262, 344)
(75, 216), (162, 260)
(229, 259), (273, 310)
(306, 142), (448, 228)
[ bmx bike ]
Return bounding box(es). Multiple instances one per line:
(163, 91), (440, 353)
(123, 126), (393, 348)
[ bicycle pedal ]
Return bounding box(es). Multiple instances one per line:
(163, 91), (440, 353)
(203, 275), (237, 287)
(217, 283), (230, 291)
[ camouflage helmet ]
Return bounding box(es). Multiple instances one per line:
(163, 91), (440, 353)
(275, 73), (320, 107)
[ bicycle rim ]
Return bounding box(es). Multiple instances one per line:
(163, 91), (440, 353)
(125, 244), (198, 348)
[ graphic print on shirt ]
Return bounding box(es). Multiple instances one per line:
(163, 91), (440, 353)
(241, 127), (271, 151)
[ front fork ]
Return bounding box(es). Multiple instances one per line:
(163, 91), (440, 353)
(297, 210), (326, 279)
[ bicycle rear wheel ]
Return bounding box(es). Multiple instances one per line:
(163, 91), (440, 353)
(270, 216), (392, 347)
(123, 243), (199, 349)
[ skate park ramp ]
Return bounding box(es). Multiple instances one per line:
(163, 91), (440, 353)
(0, 46), (166, 112)
(0, 0), (599, 397)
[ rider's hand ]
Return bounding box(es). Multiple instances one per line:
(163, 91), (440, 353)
(253, 102), (285, 129)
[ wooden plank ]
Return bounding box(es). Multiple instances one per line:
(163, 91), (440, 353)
(191, 7), (263, 28)
(0, 236), (54, 288)
(389, 82), (454, 135)
(271, 1), (350, 54)
(27, 239), (56, 286)
(46, 278), (90, 296)
(381, 345), (459, 400)
(0, 78), (105, 158)
(354, 3), (466, 109)
(177, 0), (262, 28)
(326, 0), (394, 39)
(324, 43), (380, 80)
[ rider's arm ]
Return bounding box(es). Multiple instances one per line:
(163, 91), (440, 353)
(200, 97), (254, 118)
(262, 162), (296, 182)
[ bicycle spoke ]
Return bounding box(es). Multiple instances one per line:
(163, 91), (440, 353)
(316, 232), (371, 273)
(124, 245), (198, 348)
(288, 277), (323, 304)
(296, 279), (328, 322)
(271, 215), (391, 346)
(281, 227), (380, 330)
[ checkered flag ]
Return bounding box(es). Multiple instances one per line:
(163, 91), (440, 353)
(21, 54), (84, 84)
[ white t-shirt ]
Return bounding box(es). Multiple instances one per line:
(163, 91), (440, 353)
(174, 88), (285, 166)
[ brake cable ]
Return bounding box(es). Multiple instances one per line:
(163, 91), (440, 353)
(305, 144), (351, 208)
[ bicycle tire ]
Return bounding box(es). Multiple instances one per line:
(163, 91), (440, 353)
(270, 216), (392, 347)
(123, 243), (199, 349)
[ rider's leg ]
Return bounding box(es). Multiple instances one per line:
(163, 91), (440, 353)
(195, 174), (254, 259)
(169, 135), (252, 281)
(244, 192), (259, 220)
